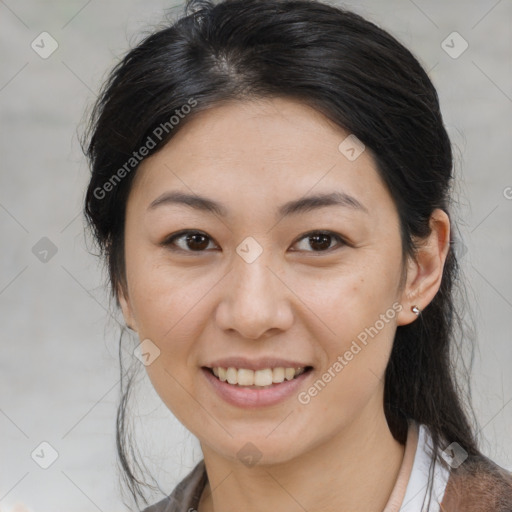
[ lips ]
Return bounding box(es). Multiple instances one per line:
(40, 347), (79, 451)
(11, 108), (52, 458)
(201, 365), (313, 408)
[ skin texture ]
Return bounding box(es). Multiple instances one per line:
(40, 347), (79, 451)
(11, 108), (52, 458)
(118, 97), (451, 512)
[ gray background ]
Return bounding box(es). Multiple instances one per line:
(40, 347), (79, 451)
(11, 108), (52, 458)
(1, 0), (511, 510)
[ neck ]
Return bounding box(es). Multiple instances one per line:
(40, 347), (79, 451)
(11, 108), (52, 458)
(198, 397), (406, 512)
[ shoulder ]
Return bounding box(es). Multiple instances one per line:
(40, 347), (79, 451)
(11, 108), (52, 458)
(142, 496), (175, 512)
(441, 454), (512, 512)
(142, 459), (207, 512)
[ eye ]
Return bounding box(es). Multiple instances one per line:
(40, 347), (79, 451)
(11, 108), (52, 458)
(161, 229), (347, 254)
(162, 230), (218, 253)
(291, 230), (347, 253)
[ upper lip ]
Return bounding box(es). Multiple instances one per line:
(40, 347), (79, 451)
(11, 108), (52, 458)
(204, 357), (313, 371)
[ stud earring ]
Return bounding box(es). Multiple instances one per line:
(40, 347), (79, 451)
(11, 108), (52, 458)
(411, 305), (421, 316)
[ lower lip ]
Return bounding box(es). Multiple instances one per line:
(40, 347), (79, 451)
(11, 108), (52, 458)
(201, 367), (313, 409)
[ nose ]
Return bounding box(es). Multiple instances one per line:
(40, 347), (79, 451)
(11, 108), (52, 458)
(214, 251), (294, 340)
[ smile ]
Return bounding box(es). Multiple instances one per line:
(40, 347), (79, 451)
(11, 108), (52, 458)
(202, 366), (314, 408)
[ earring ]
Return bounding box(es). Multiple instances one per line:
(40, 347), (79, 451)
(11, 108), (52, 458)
(411, 305), (421, 316)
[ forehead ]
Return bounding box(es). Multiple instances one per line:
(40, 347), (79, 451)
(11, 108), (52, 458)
(129, 97), (395, 220)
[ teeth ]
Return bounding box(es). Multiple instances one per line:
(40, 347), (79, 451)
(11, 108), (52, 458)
(254, 369), (273, 386)
(210, 366), (307, 386)
(226, 367), (238, 385)
(238, 368), (255, 386)
(273, 367), (285, 383)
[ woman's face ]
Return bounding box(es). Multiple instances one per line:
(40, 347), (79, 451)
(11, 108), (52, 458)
(119, 97), (418, 465)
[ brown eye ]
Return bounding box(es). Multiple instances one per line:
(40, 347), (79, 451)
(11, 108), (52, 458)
(291, 231), (346, 252)
(163, 230), (217, 252)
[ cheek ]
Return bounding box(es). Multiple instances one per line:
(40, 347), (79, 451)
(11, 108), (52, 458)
(293, 261), (399, 398)
(127, 265), (216, 426)
(126, 248), (211, 336)
(300, 306), (397, 431)
(291, 256), (400, 335)
(124, 252), (213, 383)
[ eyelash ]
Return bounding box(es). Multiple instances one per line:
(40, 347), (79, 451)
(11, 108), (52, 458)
(161, 230), (348, 254)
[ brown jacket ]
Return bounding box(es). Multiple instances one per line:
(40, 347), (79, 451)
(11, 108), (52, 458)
(143, 455), (512, 512)
(440, 454), (512, 511)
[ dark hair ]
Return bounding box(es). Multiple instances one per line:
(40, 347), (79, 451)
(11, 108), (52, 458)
(82, 0), (481, 509)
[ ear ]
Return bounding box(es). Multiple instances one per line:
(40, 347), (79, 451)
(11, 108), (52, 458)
(118, 283), (139, 332)
(396, 208), (451, 326)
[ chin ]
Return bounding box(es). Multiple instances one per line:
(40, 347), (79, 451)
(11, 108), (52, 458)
(203, 430), (307, 468)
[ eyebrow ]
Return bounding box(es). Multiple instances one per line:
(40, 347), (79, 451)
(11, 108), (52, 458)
(147, 190), (368, 217)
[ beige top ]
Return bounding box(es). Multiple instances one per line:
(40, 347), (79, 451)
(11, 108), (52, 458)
(382, 419), (419, 511)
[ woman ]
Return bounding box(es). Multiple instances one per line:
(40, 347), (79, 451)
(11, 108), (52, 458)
(82, 0), (512, 510)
